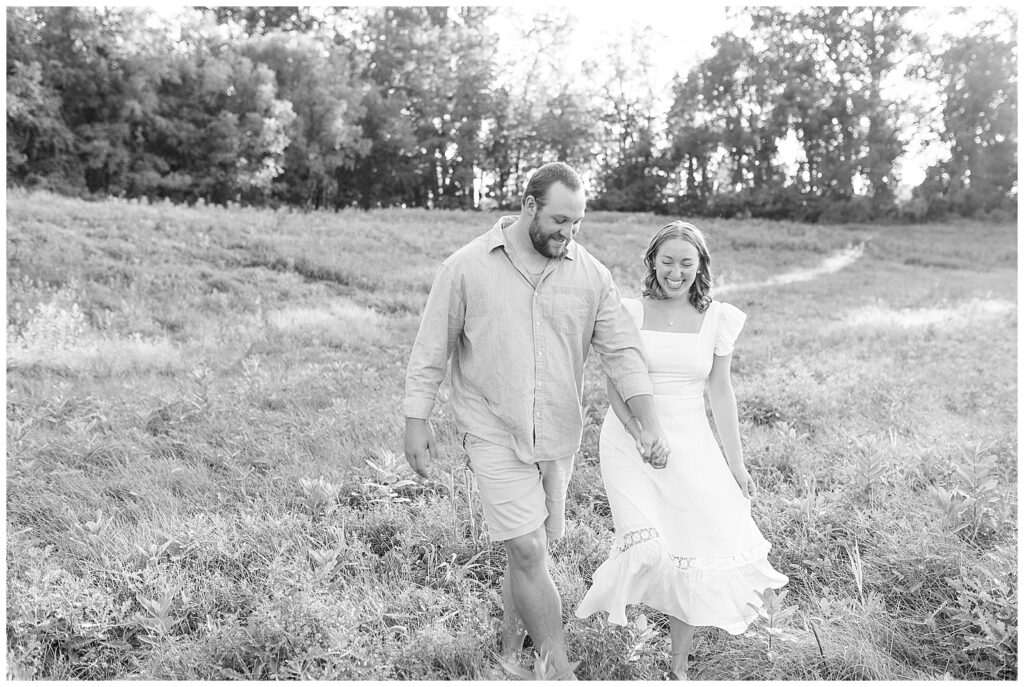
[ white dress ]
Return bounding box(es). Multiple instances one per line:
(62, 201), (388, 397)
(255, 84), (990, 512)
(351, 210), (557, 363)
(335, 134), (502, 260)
(576, 298), (788, 634)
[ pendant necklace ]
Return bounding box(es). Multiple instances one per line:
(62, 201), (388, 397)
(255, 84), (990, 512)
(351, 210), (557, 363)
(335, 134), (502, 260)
(665, 303), (685, 327)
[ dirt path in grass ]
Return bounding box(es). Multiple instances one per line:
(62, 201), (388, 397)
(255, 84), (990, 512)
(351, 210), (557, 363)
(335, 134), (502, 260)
(717, 243), (865, 294)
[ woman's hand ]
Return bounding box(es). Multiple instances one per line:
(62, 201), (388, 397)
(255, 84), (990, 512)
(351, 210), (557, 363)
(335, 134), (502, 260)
(729, 462), (756, 499)
(636, 429), (669, 469)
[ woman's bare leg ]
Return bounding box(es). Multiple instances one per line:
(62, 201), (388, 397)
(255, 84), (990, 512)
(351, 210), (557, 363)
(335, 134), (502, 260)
(668, 616), (697, 679)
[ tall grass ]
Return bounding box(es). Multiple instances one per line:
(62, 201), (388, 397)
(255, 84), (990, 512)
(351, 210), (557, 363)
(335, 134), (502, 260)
(6, 189), (1017, 679)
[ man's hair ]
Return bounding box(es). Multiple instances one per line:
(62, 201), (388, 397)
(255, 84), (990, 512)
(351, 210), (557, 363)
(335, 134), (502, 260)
(521, 162), (583, 209)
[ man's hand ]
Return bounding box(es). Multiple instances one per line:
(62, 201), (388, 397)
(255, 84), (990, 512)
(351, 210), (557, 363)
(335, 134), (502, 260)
(623, 396), (670, 470)
(636, 429), (670, 469)
(404, 418), (437, 479)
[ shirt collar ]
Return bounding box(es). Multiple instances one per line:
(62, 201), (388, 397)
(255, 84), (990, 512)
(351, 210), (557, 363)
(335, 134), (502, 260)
(486, 215), (577, 261)
(486, 215), (518, 252)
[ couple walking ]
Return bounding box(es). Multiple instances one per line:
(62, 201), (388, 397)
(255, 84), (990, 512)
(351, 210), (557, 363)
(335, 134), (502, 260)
(403, 162), (787, 679)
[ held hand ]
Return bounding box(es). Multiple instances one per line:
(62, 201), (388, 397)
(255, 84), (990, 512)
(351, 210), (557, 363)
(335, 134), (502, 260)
(404, 418), (437, 480)
(729, 463), (756, 499)
(648, 429), (670, 469)
(636, 429), (670, 470)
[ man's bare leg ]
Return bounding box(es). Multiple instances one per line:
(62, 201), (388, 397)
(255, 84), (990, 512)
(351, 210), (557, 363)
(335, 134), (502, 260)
(503, 526), (575, 677)
(499, 564), (527, 657)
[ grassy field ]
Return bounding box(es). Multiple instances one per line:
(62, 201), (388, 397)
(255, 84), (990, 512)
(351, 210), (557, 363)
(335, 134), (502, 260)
(5, 188), (1017, 680)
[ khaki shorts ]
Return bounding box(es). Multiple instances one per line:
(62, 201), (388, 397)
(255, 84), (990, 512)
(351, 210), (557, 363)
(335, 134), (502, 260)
(464, 434), (575, 542)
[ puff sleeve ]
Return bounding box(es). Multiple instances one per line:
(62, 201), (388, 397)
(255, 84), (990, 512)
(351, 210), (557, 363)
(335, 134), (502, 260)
(621, 297), (644, 330)
(714, 302), (747, 356)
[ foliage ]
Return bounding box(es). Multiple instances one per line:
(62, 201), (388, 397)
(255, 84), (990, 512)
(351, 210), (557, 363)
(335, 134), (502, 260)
(334, 6), (496, 210)
(4, 7), (1016, 220)
(930, 442), (1004, 545)
(910, 9), (1017, 220)
(500, 645), (580, 680)
(240, 30), (367, 208)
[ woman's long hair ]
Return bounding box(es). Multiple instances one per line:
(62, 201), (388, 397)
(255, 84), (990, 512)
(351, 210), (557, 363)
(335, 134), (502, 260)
(641, 221), (712, 312)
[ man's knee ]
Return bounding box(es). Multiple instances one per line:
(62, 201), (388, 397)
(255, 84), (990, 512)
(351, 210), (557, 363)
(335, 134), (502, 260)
(505, 526), (548, 571)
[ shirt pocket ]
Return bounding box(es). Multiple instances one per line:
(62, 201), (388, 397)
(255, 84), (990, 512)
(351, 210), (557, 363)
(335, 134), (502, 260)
(544, 285), (595, 336)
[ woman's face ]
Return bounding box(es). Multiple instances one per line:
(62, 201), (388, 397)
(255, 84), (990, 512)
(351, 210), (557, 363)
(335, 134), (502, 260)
(653, 237), (700, 299)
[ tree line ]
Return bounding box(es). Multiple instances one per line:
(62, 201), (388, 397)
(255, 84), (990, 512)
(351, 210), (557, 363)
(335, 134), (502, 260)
(6, 6), (1017, 222)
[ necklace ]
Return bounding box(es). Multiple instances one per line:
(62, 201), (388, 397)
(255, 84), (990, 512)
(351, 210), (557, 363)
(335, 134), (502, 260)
(653, 300), (686, 326)
(522, 259), (548, 276)
(509, 241), (549, 276)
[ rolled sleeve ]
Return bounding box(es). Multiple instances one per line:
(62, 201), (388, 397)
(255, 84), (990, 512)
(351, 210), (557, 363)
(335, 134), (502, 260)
(403, 260), (464, 419)
(590, 273), (653, 400)
(402, 395), (436, 420)
(614, 370), (654, 402)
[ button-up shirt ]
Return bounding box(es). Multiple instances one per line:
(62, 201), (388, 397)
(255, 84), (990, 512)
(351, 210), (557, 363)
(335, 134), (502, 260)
(403, 216), (653, 464)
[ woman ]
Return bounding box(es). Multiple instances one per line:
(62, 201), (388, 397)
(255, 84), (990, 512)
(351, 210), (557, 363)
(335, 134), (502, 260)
(576, 221), (788, 679)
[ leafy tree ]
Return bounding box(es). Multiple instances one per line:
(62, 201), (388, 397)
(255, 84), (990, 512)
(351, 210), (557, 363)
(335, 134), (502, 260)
(665, 70), (718, 211)
(203, 6), (325, 35)
(5, 5), (1014, 219)
(666, 24), (798, 217)
(919, 10), (1017, 216)
(857, 7), (917, 213)
(5, 7), (165, 194)
(533, 91), (598, 173)
(595, 127), (672, 212)
(241, 30), (366, 208)
(436, 7), (496, 208)
(6, 10), (75, 185)
(746, 9), (856, 200)
(340, 6), (497, 209)
(744, 7), (915, 213)
(481, 10), (582, 207)
(129, 11), (297, 204)
(586, 25), (670, 211)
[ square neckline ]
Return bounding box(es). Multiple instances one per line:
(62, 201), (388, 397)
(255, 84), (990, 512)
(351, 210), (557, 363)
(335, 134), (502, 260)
(638, 298), (712, 335)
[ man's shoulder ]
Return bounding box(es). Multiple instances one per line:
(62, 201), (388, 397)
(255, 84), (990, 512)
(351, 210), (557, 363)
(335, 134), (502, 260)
(569, 242), (613, 280)
(434, 223), (512, 287)
(442, 226), (501, 268)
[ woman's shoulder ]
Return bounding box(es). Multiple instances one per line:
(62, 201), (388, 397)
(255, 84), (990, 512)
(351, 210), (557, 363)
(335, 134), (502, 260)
(621, 296), (645, 324)
(622, 296), (643, 309)
(710, 300), (747, 356)
(628, 295), (654, 311)
(711, 300), (745, 320)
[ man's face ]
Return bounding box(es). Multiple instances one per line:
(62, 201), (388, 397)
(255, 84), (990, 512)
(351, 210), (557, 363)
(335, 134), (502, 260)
(527, 182), (586, 259)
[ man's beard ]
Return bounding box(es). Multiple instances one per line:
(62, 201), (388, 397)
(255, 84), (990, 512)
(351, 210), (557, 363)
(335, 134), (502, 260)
(529, 214), (569, 259)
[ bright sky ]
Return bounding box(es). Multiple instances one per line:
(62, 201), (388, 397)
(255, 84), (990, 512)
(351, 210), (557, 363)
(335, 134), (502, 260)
(569, 4), (729, 87)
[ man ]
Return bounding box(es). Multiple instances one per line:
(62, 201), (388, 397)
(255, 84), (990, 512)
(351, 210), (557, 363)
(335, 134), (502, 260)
(403, 162), (668, 676)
